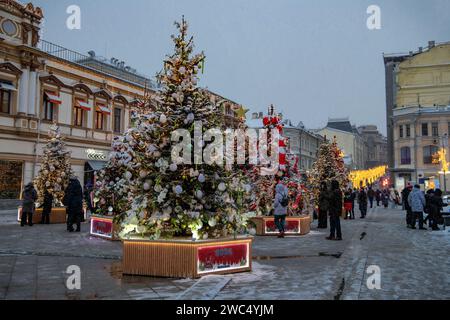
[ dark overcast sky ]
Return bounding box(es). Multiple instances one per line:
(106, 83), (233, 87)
(32, 0), (450, 135)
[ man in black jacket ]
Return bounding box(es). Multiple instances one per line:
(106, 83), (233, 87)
(326, 180), (343, 241)
(63, 177), (83, 232)
(41, 191), (53, 224)
(401, 184), (413, 227)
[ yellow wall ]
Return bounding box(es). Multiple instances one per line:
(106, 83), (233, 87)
(396, 43), (450, 108)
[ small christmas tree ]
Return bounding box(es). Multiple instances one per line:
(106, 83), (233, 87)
(307, 137), (349, 204)
(34, 123), (73, 206)
(93, 135), (133, 223)
(114, 18), (253, 240)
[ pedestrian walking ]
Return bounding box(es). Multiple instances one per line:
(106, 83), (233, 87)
(428, 188), (448, 231)
(407, 184), (426, 230)
(381, 189), (389, 208)
(21, 182), (37, 227)
(326, 180), (343, 241)
(63, 176), (83, 232)
(350, 188), (357, 219)
(343, 189), (353, 220)
(401, 184), (413, 227)
(358, 187), (368, 218)
(273, 181), (289, 238)
(375, 189), (381, 206)
(368, 186), (375, 208)
(40, 190), (53, 224)
(318, 182), (329, 229)
(389, 187), (398, 208)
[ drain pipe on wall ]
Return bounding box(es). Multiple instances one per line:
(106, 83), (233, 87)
(32, 61), (46, 179)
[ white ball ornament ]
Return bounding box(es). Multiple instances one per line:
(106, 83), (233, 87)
(169, 163), (178, 172)
(196, 190), (203, 199)
(198, 174), (205, 183)
(160, 114), (167, 124)
(175, 185), (183, 194)
(218, 183), (226, 192)
(143, 182), (151, 191)
(125, 171), (132, 180)
(208, 217), (217, 227)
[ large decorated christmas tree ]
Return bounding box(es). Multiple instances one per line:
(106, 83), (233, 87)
(307, 137), (349, 204)
(34, 124), (73, 206)
(114, 18), (253, 240)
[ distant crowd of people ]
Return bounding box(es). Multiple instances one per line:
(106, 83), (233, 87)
(20, 176), (86, 232)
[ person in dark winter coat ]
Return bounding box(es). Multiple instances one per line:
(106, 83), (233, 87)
(318, 182), (329, 229)
(375, 189), (382, 206)
(423, 189), (435, 227)
(358, 187), (368, 218)
(401, 184), (413, 227)
(40, 191), (53, 224)
(367, 187), (375, 208)
(350, 188), (357, 219)
(407, 184), (426, 230)
(427, 188), (447, 231)
(63, 177), (83, 232)
(381, 189), (389, 208)
(326, 180), (343, 240)
(21, 182), (37, 227)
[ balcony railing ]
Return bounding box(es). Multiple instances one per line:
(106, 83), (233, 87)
(38, 40), (155, 88)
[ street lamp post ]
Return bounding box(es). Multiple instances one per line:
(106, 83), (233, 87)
(441, 134), (448, 194)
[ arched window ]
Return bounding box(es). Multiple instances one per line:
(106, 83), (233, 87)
(423, 145), (439, 164)
(400, 147), (411, 165)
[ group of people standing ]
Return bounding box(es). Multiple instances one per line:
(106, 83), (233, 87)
(318, 180), (344, 240)
(20, 177), (85, 232)
(401, 183), (447, 231)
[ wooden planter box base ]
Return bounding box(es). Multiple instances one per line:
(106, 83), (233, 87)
(17, 207), (67, 224)
(122, 236), (253, 278)
(90, 215), (120, 241)
(250, 215), (311, 236)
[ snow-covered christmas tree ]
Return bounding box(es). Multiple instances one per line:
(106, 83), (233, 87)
(307, 137), (349, 204)
(93, 135), (132, 223)
(114, 17), (254, 240)
(34, 123), (73, 206)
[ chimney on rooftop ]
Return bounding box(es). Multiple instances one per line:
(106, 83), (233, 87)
(428, 40), (435, 48)
(258, 112), (263, 118)
(418, 47), (423, 53)
(252, 112), (258, 119)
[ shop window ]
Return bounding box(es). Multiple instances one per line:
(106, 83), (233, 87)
(0, 160), (23, 199)
(0, 89), (11, 114)
(400, 147), (411, 165)
(423, 145), (439, 164)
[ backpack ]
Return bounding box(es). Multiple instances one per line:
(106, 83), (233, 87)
(280, 193), (289, 207)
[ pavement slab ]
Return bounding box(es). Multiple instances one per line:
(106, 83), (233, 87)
(0, 205), (449, 300)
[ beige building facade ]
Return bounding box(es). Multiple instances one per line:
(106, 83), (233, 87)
(390, 41), (450, 191)
(0, 0), (242, 199)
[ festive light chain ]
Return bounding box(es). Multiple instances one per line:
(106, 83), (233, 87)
(349, 165), (387, 188)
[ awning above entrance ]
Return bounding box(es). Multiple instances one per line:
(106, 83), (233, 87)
(86, 160), (107, 172)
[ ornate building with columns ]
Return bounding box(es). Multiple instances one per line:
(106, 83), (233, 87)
(0, 0), (244, 199)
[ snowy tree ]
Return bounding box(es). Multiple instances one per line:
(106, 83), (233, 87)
(34, 123), (73, 206)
